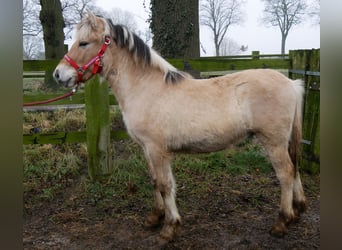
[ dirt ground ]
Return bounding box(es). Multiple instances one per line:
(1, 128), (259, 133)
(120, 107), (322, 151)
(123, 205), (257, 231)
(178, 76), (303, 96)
(23, 170), (319, 250)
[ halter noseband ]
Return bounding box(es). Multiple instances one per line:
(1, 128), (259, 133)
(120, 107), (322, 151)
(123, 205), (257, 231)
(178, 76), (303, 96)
(64, 35), (111, 83)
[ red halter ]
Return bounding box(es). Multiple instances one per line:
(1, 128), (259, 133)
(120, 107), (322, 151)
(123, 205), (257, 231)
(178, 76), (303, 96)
(64, 35), (111, 83)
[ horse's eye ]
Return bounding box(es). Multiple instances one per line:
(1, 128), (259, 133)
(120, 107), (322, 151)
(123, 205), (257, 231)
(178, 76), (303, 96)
(79, 41), (89, 47)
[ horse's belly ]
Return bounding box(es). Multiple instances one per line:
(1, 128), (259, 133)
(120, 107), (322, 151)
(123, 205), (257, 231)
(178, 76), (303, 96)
(167, 131), (243, 154)
(169, 141), (228, 153)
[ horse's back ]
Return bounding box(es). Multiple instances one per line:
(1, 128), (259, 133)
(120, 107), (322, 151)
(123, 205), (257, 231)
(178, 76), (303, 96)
(222, 69), (292, 89)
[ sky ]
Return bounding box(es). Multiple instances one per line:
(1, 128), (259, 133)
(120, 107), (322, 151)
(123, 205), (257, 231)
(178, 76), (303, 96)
(94, 0), (320, 56)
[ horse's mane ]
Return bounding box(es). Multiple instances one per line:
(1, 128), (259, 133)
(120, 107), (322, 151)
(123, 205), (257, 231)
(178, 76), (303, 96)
(103, 18), (188, 84)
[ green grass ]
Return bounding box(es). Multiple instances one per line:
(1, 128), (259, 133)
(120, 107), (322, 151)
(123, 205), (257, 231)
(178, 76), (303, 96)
(173, 144), (272, 176)
(23, 144), (86, 202)
(23, 104), (123, 204)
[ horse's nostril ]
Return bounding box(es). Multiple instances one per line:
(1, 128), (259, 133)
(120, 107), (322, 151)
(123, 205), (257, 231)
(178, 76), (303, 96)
(54, 70), (60, 80)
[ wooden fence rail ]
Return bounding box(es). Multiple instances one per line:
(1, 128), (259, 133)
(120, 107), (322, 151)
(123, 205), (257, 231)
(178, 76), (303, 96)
(23, 50), (320, 178)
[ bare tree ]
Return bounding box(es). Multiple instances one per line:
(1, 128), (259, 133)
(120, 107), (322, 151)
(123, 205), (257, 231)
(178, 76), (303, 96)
(308, 0), (320, 25)
(23, 0), (95, 38)
(23, 36), (43, 60)
(219, 37), (242, 56)
(61, 0), (94, 20)
(23, 0), (42, 37)
(200, 0), (245, 56)
(261, 0), (308, 54)
(61, 0), (97, 39)
(136, 28), (153, 45)
(23, 0), (97, 58)
(106, 8), (139, 33)
(23, 0), (44, 59)
(97, 7), (152, 45)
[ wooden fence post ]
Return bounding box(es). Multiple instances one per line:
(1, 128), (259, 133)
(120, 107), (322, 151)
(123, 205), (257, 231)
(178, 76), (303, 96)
(251, 51), (260, 60)
(85, 76), (112, 181)
(289, 49), (320, 174)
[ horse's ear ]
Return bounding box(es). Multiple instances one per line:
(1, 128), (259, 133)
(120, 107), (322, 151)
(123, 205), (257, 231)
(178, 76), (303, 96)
(82, 12), (98, 29)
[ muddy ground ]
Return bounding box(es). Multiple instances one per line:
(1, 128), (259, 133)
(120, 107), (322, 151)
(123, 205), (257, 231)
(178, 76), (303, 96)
(23, 170), (319, 250)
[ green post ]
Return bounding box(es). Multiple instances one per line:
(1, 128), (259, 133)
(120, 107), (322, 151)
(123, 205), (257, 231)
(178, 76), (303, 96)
(251, 51), (260, 60)
(85, 76), (112, 181)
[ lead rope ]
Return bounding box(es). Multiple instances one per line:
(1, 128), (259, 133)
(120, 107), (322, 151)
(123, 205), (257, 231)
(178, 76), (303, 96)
(23, 85), (78, 107)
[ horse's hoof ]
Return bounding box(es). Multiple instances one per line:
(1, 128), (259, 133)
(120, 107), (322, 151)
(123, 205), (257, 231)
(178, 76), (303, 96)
(293, 200), (308, 217)
(144, 213), (164, 228)
(159, 220), (181, 242)
(269, 221), (288, 238)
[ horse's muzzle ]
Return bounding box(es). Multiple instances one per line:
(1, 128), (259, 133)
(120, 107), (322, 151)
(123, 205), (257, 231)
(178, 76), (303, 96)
(53, 65), (77, 87)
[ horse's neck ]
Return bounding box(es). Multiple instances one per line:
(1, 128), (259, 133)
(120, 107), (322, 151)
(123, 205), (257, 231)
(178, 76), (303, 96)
(105, 59), (161, 111)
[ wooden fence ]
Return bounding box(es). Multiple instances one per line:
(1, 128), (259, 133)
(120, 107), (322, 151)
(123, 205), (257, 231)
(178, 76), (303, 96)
(23, 50), (320, 179)
(289, 49), (320, 173)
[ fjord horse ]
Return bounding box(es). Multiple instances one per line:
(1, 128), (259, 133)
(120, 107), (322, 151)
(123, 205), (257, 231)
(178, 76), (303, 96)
(54, 13), (307, 244)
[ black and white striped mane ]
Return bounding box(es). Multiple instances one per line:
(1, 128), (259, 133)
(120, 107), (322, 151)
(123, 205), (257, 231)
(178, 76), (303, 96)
(104, 18), (187, 84)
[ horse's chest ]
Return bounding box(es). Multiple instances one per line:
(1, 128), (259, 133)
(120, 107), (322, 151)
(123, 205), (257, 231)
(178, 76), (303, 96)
(121, 111), (149, 144)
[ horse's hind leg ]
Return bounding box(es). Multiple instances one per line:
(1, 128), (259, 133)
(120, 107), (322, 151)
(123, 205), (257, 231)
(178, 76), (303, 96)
(265, 144), (296, 237)
(292, 171), (307, 219)
(143, 144), (181, 242)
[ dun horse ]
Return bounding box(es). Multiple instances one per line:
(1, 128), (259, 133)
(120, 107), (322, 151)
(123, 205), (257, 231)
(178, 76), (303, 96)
(54, 13), (307, 244)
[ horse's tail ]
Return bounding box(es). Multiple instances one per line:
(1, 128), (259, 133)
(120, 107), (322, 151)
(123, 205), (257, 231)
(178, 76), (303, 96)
(289, 79), (305, 174)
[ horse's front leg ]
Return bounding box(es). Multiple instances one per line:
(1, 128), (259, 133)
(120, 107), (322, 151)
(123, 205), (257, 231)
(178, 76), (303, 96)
(143, 144), (181, 242)
(143, 145), (165, 228)
(158, 167), (182, 242)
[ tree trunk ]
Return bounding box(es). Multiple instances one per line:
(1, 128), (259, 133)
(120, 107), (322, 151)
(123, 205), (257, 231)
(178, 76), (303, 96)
(39, 0), (65, 90)
(150, 0), (200, 58)
(281, 32), (287, 55)
(215, 35), (219, 56)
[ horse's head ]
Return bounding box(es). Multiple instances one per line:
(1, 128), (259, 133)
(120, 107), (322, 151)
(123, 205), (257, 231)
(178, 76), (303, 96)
(54, 13), (111, 87)
(54, 12), (183, 88)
